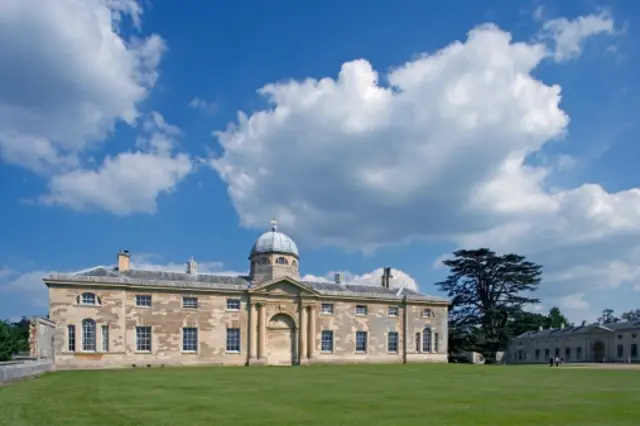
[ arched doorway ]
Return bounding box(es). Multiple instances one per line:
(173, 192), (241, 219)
(592, 341), (605, 362)
(266, 313), (297, 366)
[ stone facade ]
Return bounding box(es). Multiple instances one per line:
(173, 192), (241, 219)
(43, 225), (449, 369)
(508, 321), (640, 364)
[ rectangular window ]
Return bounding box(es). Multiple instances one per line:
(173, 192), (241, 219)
(422, 308), (432, 318)
(68, 325), (76, 352)
(136, 326), (152, 352)
(388, 331), (399, 353)
(321, 303), (334, 314)
(81, 293), (96, 305)
(226, 299), (241, 310)
(82, 320), (96, 352)
(415, 332), (421, 353)
(226, 328), (241, 352)
(101, 325), (109, 352)
(136, 295), (152, 307)
(355, 305), (368, 316)
(355, 331), (367, 353)
(422, 328), (432, 352)
(434, 332), (439, 353)
(388, 306), (399, 317)
(182, 327), (198, 352)
(183, 296), (198, 309)
(321, 330), (334, 353)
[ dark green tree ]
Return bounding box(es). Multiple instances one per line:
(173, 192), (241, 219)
(597, 308), (619, 325)
(546, 306), (570, 328)
(436, 248), (542, 360)
(9, 317), (30, 353)
(621, 309), (640, 322)
(0, 320), (14, 362)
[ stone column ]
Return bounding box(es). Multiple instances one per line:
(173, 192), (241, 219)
(249, 303), (257, 362)
(258, 303), (266, 361)
(299, 304), (307, 363)
(307, 304), (316, 359)
(402, 298), (408, 363)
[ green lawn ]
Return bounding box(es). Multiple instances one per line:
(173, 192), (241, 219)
(1, 364), (638, 426)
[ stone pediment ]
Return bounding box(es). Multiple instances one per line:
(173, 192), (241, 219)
(249, 277), (320, 297)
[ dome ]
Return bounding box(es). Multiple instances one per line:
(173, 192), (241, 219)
(250, 222), (299, 258)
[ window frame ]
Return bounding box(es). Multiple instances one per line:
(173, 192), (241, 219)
(321, 330), (334, 353)
(226, 299), (241, 311)
(135, 326), (152, 352)
(135, 295), (152, 308)
(422, 327), (432, 353)
(355, 305), (368, 316)
(67, 325), (76, 352)
(321, 303), (334, 315)
(81, 319), (97, 352)
(77, 292), (101, 306)
(355, 331), (368, 353)
(388, 306), (399, 317)
(226, 328), (241, 353)
(182, 296), (198, 309)
(182, 327), (198, 353)
(387, 331), (399, 353)
(422, 308), (433, 318)
(101, 325), (109, 352)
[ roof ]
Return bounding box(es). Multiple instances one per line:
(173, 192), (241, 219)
(516, 321), (640, 339)
(44, 266), (448, 303)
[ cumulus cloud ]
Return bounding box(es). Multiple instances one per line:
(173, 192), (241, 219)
(0, 0), (165, 174)
(537, 9), (617, 62)
(302, 268), (420, 292)
(188, 97), (219, 115)
(39, 112), (194, 215)
(209, 16), (633, 318)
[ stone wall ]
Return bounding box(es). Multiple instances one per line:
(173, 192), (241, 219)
(29, 317), (56, 359)
(0, 359), (54, 384)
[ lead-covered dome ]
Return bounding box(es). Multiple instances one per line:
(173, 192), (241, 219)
(250, 221), (299, 258)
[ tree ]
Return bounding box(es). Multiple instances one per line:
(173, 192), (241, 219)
(0, 321), (14, 362)
(9, 317), (30, 353)
(436, 248), (542, 360)
(546, 306), (570, 329)
(621, 309), (640, 322)
(597, 308), (619, 325)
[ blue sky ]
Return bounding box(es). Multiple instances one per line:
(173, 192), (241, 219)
(1, 0), (639, 323)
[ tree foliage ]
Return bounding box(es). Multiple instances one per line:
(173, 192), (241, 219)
(436, 248), (542, 359)
(621, 309), (640, 322)
(597, 308), (619, 325)
(0, 317), (30, 361)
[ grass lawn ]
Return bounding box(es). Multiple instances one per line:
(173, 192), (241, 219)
(1, 364), (639, 426)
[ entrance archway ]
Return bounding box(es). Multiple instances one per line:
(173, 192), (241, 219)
(592, 341), (605, 362)
(266, 313), (297, 366)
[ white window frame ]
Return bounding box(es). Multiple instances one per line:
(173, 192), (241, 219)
(321, 330), (334, 353)
(78, 292), (100, 306)
(67, 325), (76, 352)
(226, 328), (241, 353)
(135, 326), (152, 352)
(82, 319), (96, 352)
(135, 295), (152, 308)
(355, 331), (368, 353)
(182, 327), (198, 353)
(388, 331), (399, 353)
(422, 327), (432, 353)
(422, 308), (433, 318)
(183, 296), (198, 309)
(101, 325), (109, 352)
(321, 303), (334, 315)
(355, 305), (368, 316)
(388, 306), (399, 317)
(226, 299), (241, 311)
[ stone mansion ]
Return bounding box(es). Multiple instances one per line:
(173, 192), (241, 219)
(44, 222), (449, 368)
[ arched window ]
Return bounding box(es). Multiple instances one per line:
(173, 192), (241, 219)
(422, 327), (432, 352)
(544, 348), (550, 359)
(258, 258), (270, 265)
(631, 344), (638, 358)
(565, 347), (571, 360)
(276, 257), (288, 265)
(82, 319), (96, 352)
(422, 309), (432, 318)
(517, 349), (523, 360)
(576, 347), (582, 359)
(77, 292), (101, 305)
(292, 260), (298, 268)
(617, 344), (624, 358)
(535, 349), (540, 360)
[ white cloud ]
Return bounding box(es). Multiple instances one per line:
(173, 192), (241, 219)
(209, 15), (634, 319)
(39, 112), (194, 215)
(0, 0), (165, 174)
(302, 267), (419, 292)
(538, 10), (617, 62)
(188, 97), (219, 115)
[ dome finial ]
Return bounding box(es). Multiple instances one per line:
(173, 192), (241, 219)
(270, 217), (278, 231)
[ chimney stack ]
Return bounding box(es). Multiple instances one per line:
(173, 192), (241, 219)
(581, 320), (587, 327)
(186, 257), (198, 275)
(334, 272), (344, 285)
(117, 249), (130, 272)
(381, 267), (393, 288)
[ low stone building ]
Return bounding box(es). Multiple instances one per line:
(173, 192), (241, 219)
(43, 222), (449, 369)
(508, 321), (640, 364)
